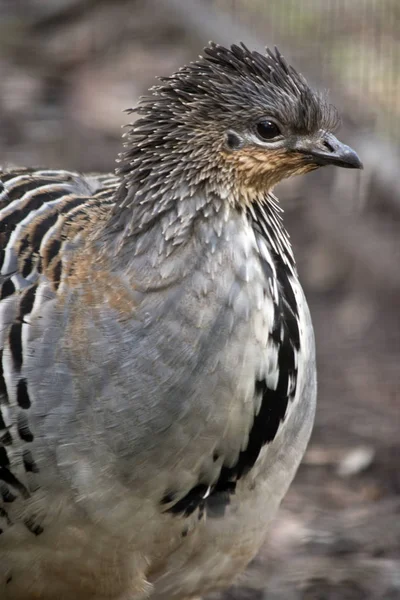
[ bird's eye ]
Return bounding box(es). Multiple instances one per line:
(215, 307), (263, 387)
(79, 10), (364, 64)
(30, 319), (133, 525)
(255, 120), (281, 141)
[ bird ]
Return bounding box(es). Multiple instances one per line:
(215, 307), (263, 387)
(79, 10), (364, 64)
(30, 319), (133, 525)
(0, 43), (362, 600)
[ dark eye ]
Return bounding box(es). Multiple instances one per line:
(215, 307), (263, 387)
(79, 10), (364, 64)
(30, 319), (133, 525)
(256, 120), (281, 141)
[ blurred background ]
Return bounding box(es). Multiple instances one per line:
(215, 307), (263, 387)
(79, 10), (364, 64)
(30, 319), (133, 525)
(0, 1), (399, 598)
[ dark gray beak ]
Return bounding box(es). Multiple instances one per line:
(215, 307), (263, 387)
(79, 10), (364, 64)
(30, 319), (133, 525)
(296, 131), (363, 170)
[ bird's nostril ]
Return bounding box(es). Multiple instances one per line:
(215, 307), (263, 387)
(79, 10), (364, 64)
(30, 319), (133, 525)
(322, 140), (335, 153)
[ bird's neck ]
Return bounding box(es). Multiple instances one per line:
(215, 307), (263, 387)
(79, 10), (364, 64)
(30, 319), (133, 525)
(98, 176), (295, 286)
(246, 193), (296, 275)
(97, 177), (221, 284)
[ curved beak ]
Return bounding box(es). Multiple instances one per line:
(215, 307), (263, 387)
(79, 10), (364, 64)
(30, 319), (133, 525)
(295, 131), (363, 170)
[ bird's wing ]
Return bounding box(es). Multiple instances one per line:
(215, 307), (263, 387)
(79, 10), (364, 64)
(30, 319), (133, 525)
(0, 167), (118, 528)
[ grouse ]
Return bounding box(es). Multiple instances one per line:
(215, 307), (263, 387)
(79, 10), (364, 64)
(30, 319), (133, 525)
(0, 43), (362, 600)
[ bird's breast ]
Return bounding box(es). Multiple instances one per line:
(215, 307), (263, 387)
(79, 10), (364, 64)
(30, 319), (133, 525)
(127, 212), (315, 517)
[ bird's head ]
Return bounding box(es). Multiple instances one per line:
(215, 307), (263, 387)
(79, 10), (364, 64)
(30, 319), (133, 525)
(119, 43), (362, 206)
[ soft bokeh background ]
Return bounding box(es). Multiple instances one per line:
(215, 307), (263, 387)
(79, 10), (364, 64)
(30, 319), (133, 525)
(1, 1), (399, 598)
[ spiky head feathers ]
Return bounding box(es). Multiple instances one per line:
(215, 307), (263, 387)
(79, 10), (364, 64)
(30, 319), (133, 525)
(118, 43), (340, 201)
(167, 43), (337, 132)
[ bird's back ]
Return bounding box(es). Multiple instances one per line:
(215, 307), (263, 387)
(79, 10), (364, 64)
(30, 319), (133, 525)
(0, 168), (118, 291)
(0, 167), (119, 522)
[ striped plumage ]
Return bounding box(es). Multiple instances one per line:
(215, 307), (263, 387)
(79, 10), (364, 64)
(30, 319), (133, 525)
(0, 168), (119, 505)
(0, 44), (361, 600)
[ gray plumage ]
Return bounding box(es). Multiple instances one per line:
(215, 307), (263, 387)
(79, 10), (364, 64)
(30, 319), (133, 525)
(0, 43), (361, 600)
